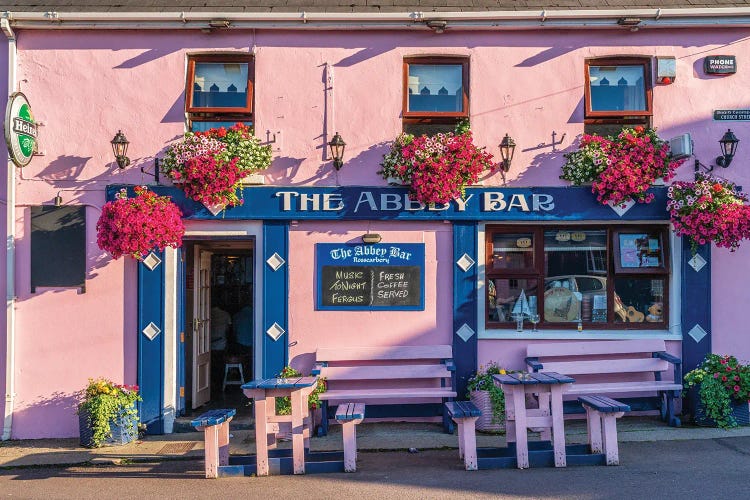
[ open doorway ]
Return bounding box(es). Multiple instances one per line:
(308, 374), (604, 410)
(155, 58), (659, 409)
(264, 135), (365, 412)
(183, 239), (255, 418)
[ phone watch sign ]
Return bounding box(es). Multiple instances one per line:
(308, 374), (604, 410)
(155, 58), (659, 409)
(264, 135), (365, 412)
(4, 92), (38, 168)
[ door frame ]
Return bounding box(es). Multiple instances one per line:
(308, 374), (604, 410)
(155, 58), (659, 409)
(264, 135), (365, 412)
(162, 221), (263, 431)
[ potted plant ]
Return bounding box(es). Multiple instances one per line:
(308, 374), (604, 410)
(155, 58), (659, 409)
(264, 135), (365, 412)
(684, 354), (750, 429)
(466, 362), (508, 432)
(668, 174), (750, 253)
(379, 123), (495, 204)
(96, 186), (185, 260)
(275, 366), (328, 435)
(77, 378), (142, 448)
(161, 123), (272, 210)
(561, 126), (685, 206)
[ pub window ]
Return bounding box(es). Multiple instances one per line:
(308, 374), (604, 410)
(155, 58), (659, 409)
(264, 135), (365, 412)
(485, 225), (669, 330)
(185, 54), (254, 131)
(30, 206), (86, 292)
(584, 57), (652, 136)
(403, 57), (469, 136)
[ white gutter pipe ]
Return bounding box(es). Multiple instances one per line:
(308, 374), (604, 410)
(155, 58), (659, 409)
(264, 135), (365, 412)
(3, 7), (750, 30)
(2, 17), (16, 442)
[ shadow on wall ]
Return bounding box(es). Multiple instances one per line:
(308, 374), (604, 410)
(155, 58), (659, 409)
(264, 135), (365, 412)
(11, 391), (79, 439)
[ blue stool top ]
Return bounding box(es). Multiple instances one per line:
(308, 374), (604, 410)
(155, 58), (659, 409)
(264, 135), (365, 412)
(190, 408), (237, 428)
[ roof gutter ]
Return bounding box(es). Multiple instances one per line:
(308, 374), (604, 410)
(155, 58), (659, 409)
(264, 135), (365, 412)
(2, 17), (16, 442)
(3, 7), (750, 30)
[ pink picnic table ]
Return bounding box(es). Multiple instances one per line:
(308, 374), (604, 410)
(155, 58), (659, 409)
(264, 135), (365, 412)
(493, 371), (575, 469)
(242, 376), (318, 476)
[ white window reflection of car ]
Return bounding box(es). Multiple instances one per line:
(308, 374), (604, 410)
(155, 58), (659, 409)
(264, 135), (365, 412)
(544, 275), (607, 297)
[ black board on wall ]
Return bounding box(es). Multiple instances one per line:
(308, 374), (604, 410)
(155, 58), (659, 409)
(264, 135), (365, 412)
(30, 206), (86, 292)
(320, 265), (422, 307)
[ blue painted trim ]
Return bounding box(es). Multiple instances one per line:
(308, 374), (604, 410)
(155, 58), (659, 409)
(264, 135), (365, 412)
(262, 221), (289, 378)
(190, 408), (236, 427)
(137, 251), (165, 434)
(177, 248), (186, 416)
(315, 243), (425, 310)
(681, 238), (711, 375)
(106, 185), (670, 222)
(453, 222), (477, 400)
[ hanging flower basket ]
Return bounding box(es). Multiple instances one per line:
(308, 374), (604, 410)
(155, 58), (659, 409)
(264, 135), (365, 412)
(161, 123), (272, 209)
(379, 129), (494, 205)
(668, 174), (750, 252)
(561, 126), (685, 206)
(96, 186), (185, 260)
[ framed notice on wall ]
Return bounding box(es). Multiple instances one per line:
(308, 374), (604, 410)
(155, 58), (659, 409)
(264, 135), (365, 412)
(316, 243), (425, 310)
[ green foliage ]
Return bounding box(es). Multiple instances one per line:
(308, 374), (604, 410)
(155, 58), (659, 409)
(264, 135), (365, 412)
(467, 362), (508, 425)
(77, 378), (141, 447)
(684, 354), (750, 428)
(274, 366), (327, 415)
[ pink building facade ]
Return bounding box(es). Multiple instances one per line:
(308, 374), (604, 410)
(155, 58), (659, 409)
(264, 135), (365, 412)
(2, 4), (750, 439)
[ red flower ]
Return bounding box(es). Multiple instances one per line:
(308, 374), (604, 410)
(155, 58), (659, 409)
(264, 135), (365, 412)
(713, 183), (724, 193)
(634, 126), (645, 133)
(722, 376), (728, 382)
(735, 385), (741, 392)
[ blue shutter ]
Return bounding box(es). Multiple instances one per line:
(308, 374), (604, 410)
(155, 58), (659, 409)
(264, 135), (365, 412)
(453, 222), (478, 399)
(137, 251), (165, 434)
(262, 222), (289, 378)
(681, 238), (711, 374)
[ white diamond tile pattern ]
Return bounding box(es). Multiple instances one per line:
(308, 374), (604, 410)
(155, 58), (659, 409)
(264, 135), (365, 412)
(266, 252), (286, 271)
(688, 254), (707, 272)
(456, 323), (475, 342)
(609, 199), (635, 217)
(266, 322), (286, 341)
(204, 203), (226, 216)
(142, 252), (162, 271)
(142, 322), (161, 341)
(456, 253), (476, 272)
(687, 324), (708, 344)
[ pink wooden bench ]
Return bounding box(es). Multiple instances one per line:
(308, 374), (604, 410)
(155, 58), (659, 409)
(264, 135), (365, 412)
(313, 345), (457, 435)
(190, 409), (236, 478)
(525, 339), (682, 426)
(444, 401), (481, 471)
(335, 403), (366, 472)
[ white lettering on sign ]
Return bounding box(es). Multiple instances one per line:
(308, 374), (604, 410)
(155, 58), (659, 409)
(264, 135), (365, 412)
(276, 191), (299, 211)
(323, 194), (344, 211)
(355, 191), (378, 212)
(454, 194), (473, 212)
(381, 193), (402, 211)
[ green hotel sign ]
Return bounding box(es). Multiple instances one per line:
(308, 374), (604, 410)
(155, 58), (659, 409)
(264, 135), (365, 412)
(4, 92), (37, 168)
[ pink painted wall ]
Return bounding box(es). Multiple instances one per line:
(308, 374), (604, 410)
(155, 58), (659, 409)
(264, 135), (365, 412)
(287, 221), (452, 373)
(4, 27), (750, 437)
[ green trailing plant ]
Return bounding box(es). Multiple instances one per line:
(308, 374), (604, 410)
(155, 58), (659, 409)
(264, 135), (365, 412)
(684, 354), (750, 428)
(77, 378), (141, 447)
(466, 361), (508, 425)
(274, 366), (327, 415)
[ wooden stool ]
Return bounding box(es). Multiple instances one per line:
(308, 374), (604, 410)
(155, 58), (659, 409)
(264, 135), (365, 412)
(190, 408), (236, 478)
(579, 396), (630, 465)
(335, 403), (365, 472)
(444, 401), (481, 470)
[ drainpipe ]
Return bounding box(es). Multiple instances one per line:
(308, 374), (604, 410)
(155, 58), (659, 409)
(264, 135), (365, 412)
(2, 17), (16, 441)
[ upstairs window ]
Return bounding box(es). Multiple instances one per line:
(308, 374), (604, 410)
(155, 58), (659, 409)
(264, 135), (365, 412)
(186, 54), (254, 131)
(584, 57), (652, 136)
(403, 57), (469, 136)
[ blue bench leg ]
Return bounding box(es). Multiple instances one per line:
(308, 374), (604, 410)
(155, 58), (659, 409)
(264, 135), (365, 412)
(667, 391), (681, 427)
(319, 400), (330, 437)
(442, 399), (454, 434)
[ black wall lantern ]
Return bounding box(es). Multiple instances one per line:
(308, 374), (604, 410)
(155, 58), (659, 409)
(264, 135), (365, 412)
(328, 132), (346, 170)
(695, 129), (740, 178)
(111, 130), (130, 169)
(717, 129), (739, 168)
(499, 134), (516, 172)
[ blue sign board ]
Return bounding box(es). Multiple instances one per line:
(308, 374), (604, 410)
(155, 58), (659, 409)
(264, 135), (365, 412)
(107, 185), (669, 222)
(316, 243), (425, 311)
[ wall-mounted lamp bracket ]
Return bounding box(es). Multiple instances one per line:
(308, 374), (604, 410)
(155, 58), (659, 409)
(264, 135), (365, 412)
(141, 157), (161, 184)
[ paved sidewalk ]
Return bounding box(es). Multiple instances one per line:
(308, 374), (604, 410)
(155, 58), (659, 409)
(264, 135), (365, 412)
(2, 417), (750, 469)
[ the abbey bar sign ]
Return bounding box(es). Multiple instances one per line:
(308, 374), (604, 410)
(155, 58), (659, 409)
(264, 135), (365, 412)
(4, 92), (38, 168)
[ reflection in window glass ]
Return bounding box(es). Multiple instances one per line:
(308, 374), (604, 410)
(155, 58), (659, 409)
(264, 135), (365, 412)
(491, 233), (534, 271)
(488, 278), (538, 322)
(618, 232), (663, 269)
(192, 62), (249, 108)
(408, 64), (463, 113)
(191, 121), (253, 132)
(614, 278), (665, 323)
(589, 65), (646, 112)
(543, 230), (607, 323)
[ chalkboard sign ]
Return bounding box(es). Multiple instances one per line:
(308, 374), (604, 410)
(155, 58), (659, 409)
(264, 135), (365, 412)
(31, 206), (86, 292)
(316, 243), (424, 310)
